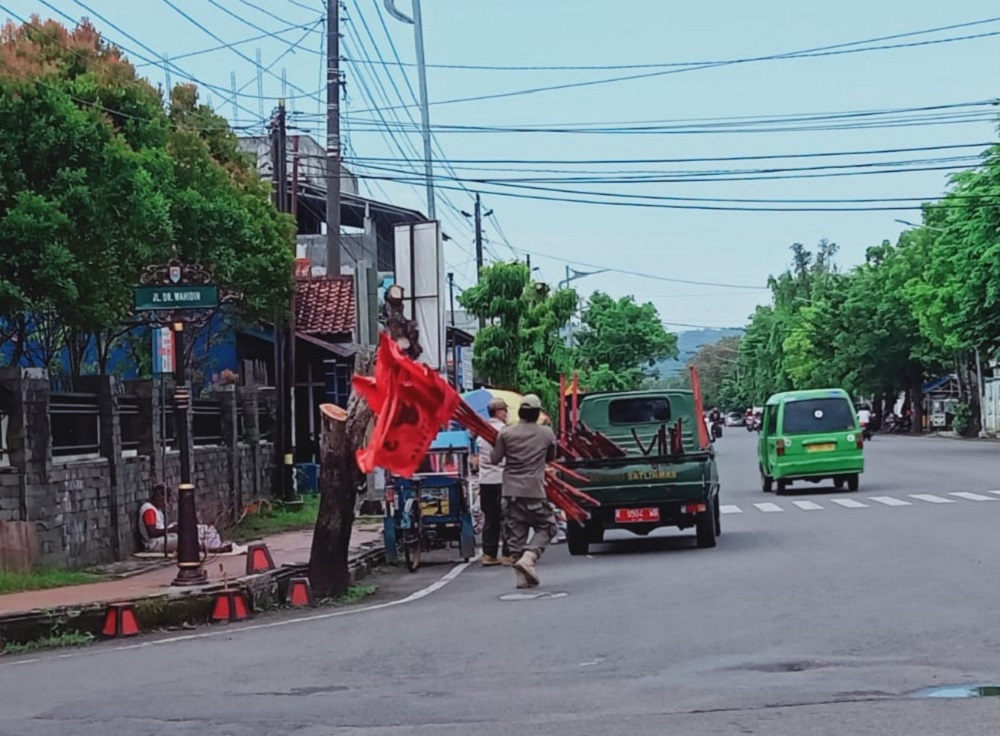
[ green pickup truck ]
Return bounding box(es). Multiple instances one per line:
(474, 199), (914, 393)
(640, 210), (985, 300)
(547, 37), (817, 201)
(562, 389), (721, 556)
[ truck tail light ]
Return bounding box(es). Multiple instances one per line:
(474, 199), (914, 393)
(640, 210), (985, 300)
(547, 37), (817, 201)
(682, 503), (708, 514)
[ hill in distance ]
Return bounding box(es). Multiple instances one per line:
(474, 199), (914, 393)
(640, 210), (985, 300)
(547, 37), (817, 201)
(654, 327), (745, 377)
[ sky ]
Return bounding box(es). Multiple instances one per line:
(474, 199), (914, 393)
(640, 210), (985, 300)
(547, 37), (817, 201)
(3, 0), (1000, 332)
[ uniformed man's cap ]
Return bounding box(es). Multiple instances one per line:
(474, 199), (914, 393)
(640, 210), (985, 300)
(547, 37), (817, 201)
(520, 394), (542, 410)
(487, 398), (508, 412)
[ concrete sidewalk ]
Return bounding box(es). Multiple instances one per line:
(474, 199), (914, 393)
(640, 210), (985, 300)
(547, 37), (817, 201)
(0, 525), (383, 617)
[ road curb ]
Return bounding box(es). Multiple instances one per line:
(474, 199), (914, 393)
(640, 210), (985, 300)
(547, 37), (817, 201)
(0, 546), (386, 649)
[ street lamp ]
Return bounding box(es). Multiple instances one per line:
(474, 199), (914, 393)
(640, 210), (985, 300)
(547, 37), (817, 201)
(895, 219), (947, 233)
(558, 266), (608, 347)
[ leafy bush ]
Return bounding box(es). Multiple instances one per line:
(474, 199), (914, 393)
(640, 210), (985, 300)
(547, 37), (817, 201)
(952, 403), (974, 437)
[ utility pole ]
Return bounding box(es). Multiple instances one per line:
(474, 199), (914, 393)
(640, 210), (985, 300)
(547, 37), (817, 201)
(462, 193), (492, 328)
(326, 0), (342, 277)
(448, 272), (458, 389)
(271, 101), (294, 500)
(384, 0), (435, 219)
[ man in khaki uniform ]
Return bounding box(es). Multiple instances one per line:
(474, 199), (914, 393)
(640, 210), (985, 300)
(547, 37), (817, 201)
(490, 394), (559, 588)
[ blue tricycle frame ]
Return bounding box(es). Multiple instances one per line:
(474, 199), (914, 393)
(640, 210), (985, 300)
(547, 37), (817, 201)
(383, 429), (477, 571)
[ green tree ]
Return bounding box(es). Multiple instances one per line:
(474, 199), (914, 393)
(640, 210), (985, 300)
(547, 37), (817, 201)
(574, 292), (677, 391)
(458, 262), (576, 409)
(686, 335), (742, 408)
(0, 18), (293, 373)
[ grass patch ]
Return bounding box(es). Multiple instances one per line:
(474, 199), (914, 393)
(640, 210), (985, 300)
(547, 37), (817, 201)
(318, 584), (377, 608)
(2, 631), (94, 655)
(233, 495), (320, 541)
(0, 568), (102, 595)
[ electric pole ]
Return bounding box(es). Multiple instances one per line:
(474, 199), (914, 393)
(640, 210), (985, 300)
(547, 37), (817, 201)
(462, 193), (492, 328)
(326, 0), (341, 277)
(271, 101), (294, 500)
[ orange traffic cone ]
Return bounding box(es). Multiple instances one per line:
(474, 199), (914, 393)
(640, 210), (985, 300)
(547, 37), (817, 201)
(210, 588), (252, 623)
(286, 577), (315, 608)
(245, 543), (275, 575)
(102, 602), (141, 638)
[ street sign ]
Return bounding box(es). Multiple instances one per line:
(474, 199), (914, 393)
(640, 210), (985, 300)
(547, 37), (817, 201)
(134, 285), (219, 311)
(152, 327), (175, 374)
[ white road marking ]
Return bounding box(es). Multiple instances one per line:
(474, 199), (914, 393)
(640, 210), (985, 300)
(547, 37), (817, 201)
(949, 492), (997, 502)
(792, 500), (824, 511)
(829, 498), (868, 508)
(720, 504), (743, 514)
(869, 496), (912, 507)
(754, 502), (783, 513)
(0, 557), (476, 669)
(910, 494), (956, 504)
(988, 491), (1000, 497)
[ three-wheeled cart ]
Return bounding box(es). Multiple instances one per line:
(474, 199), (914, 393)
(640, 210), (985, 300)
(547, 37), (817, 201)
(382, 429), (477, 571)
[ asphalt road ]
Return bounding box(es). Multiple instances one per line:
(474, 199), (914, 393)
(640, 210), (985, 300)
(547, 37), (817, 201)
(5, 433), (1000, 735)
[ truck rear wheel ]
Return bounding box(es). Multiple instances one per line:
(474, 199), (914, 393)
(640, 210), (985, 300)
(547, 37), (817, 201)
(714, 497), (722, 536)
(696, 510), (717, 548)
(761, 468), (773, 493)
(567, 523), (590, 556)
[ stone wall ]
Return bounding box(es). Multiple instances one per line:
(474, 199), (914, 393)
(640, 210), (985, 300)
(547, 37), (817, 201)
(0, 368), (277, 569)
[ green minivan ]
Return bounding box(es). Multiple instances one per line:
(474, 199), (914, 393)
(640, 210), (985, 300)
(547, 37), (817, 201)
(758, 388), (864, 494)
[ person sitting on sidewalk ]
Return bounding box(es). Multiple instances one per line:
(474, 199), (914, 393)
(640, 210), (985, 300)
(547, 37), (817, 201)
(138, 485), (237, 554)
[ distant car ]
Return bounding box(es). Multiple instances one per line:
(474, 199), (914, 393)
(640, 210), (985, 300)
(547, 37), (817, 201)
(725, 412), (745, 427)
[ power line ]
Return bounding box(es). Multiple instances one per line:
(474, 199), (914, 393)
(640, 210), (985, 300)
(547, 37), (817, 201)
(131, 21), (321, 67)
(55, 0), (268, 120)
(157, 0), (322, 105)
(350, 171), (992, 212)
(352, 22), (1000, 113)
(232, 0), (324, 29)
(337, 99), (999, 134)
(346, 158), (978, 185)
(348, 154), (984, 184)
(342, 141), (992, 168)
(343, 15), (1000, 71)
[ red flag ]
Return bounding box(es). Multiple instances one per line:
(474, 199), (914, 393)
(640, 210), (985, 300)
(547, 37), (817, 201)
(688, 365), (711, 450)
(354, 332), (461, 476)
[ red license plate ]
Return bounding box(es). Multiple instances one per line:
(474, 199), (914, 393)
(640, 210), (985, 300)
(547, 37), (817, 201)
(615, 507), (660, 523)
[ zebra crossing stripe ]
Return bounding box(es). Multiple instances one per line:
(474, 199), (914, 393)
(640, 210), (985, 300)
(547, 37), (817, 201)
(754, 502), (783, 513)
(910, 494), (955, 504)
(720, 504), (742, 514)
(869, 496), (911, 506)
(792, 500), (824, 511)
(830, 498), (868, 508)
(949, 492), (997, 502)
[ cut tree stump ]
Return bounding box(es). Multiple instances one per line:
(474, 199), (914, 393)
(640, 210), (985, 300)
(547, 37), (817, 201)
(308, 404), (353, 599)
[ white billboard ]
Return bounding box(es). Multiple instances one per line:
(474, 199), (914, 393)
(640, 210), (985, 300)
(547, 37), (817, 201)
(393, 221), (446, 373)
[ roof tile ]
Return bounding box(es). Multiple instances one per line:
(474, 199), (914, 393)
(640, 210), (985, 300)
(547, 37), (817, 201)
(295, 276), (355, 336)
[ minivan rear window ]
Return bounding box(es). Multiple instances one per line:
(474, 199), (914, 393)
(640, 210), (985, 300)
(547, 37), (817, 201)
(608, 397), (671, 425)
(782, 398), (856, 435)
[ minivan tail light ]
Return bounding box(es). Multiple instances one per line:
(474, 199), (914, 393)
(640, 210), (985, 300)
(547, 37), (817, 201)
(776, 438), (786, 456)
(856, 436), (864, 450)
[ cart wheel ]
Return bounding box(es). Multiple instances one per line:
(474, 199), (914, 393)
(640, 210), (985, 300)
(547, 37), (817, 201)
(404, 540), (421, 572)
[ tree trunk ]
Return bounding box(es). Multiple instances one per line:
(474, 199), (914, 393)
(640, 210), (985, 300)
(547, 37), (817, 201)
(872, 395), (883, 431)
(307, 347), (376, 600)
(909, 374), (924, 435)
(308, 404), (353, 599)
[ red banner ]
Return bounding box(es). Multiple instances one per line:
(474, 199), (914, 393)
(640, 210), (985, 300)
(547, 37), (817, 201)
(353, 332), (461, 476)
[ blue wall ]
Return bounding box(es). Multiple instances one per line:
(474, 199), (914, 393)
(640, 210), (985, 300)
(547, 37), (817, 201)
(0, 312), (243, 389)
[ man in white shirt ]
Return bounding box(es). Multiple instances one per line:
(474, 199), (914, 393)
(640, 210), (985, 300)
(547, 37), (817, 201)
(138, 485), (237, 554)
(857, 406), (872, 427)
(477, 398), (511, 567)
